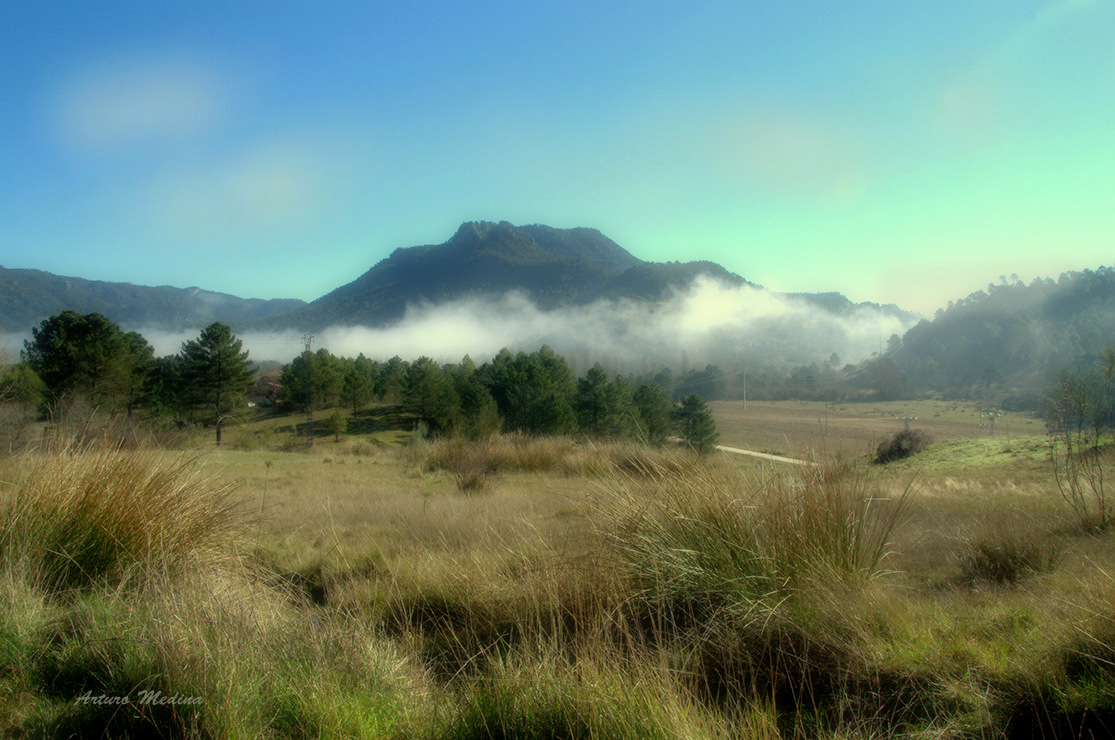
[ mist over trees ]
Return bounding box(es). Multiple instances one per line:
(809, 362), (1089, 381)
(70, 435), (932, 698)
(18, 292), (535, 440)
(5, 266), (1113, 450)
(898, 269), (1115, 401)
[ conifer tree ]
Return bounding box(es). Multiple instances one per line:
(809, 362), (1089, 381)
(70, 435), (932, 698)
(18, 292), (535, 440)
(22, 310), (154, 415)
(674, 393), (720, 454)
(633, 382), (675, 445)
(181, 322), (255, 446)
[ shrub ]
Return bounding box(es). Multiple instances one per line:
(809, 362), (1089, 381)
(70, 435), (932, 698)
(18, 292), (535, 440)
(873, 429), (930, 464)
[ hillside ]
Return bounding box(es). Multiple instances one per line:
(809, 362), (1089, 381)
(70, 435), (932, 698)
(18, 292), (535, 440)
(897, 268), (1115, 399)
(0, 266), (306, 333)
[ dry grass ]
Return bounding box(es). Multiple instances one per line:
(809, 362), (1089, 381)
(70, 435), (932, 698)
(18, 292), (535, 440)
(0, 442), (243, 591)
(710, 399), (1045, 460)
(7, 405), (1115, 737)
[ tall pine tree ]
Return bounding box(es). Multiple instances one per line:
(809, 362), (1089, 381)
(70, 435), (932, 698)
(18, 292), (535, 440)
(181, 323), (255, 446)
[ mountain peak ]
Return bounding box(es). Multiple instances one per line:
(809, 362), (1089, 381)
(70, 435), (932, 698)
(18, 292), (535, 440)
(445, 221), (641, 273)
(452, 220), (513, 243)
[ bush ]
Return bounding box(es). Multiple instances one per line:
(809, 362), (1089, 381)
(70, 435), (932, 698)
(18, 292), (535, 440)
(873, 429), (930, 464)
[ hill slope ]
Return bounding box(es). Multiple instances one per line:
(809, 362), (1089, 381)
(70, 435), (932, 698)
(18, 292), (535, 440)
(897, 268), (1115, 398)
(0, 267), (306, 333)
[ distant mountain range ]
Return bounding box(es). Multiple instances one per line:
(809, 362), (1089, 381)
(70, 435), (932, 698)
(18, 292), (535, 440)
(0, 221), (913, 334)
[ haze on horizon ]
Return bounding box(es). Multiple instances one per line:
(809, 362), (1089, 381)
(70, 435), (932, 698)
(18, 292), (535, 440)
(2, 1), (1113, 317)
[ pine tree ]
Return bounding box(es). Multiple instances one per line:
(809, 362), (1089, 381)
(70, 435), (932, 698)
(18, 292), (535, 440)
(401, 357), (460, 435)
(674, 393), (720, 455)
(22, 311), (154, 415)
(181, 322), (255, 446)
(633, 383), (674, 445)
(340, 365), (375, 417)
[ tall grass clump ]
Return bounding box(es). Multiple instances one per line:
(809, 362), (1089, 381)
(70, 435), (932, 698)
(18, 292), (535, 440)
(596, 455), (911, 722)
(432, 655), (733, 740)
(958, 512), (1061, 586)
(759, 459), (911, 589)
(0, 441), (421, 738)
(603, 457), (908, 613)
(0, 443), (242, 591)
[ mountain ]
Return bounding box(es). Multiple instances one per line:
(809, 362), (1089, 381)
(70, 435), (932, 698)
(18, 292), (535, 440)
(0, 221), (912, 341)
(0, 266), (306, 333)
(262, 221), (762, 329)
(787, 292), (920, 325)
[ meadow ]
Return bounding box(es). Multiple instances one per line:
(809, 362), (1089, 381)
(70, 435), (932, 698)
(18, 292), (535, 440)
(2, 400), (1114, 738)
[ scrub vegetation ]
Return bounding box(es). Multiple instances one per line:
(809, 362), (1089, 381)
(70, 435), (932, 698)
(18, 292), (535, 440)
(3, 316), (1115, 736)
(2, 393), (1115, 739)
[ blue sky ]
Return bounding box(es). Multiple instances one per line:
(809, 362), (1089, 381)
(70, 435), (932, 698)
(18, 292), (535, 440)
(2, 0), (1113, 315)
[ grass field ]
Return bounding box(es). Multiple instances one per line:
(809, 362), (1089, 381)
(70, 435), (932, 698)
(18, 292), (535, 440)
(711, 399), (1046, 461)
(4, 400), (1114, 738)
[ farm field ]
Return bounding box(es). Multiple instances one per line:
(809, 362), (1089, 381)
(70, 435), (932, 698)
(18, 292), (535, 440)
(710, 399), (1046, 460)
(4, 400), (1115, 738)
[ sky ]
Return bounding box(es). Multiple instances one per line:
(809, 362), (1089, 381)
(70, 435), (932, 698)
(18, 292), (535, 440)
(2, 0), (1113, 317)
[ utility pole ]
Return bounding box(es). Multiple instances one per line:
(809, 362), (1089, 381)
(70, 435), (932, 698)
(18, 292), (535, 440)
(301, 333), (314, 447)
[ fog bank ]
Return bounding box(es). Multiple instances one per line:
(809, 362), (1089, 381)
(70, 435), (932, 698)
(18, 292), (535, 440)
(2, 278), (916, 373)
(241, 277), (916, 370)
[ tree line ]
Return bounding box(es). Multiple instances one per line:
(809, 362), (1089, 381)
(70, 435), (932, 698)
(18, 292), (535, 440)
(278, 345), (719, 452)
(3, 311), (719, 453)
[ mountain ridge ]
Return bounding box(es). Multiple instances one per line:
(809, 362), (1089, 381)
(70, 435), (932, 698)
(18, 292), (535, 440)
(0, 221), (913, 334)
(0, 266), (307, 333)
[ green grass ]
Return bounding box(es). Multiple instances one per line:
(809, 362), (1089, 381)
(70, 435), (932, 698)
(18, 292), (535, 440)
(877, 434), (1049, 473)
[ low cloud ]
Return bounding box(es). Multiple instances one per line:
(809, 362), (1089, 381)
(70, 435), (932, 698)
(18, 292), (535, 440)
(188, 277), (915, 371)
(12, 278), (915, 376)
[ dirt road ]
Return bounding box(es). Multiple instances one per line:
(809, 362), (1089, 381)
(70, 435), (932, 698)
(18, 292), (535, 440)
(716, 444), (813, 466)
